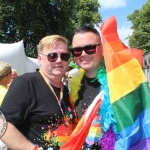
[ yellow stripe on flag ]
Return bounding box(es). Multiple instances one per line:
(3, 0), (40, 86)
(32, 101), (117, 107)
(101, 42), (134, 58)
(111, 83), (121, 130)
(107, 59), (146, 103)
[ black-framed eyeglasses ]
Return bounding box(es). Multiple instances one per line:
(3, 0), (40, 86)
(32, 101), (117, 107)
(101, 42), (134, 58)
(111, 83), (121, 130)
(71, 43), (101, 57)
(39, 52), (69, 62)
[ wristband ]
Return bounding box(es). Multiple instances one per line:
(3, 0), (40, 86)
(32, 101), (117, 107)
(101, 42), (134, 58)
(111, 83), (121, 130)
(34, 146), (40, 150)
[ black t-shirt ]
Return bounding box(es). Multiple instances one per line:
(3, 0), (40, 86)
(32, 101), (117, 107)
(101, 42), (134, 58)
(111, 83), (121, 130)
(75, 75), (100, 118)
(75, 75), (101, 149)
(1, 72), (75, 150)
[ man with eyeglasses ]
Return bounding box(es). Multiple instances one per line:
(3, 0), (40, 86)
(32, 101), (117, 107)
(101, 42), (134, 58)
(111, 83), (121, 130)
(1, 35), (77, 150)
(69, 26), (115, 150)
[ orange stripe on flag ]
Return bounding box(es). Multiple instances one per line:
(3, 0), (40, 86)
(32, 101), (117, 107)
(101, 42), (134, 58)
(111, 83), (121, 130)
(126, 48), (143, 67)
(103, 41), (133, 72)
(101, 16), (143, 72)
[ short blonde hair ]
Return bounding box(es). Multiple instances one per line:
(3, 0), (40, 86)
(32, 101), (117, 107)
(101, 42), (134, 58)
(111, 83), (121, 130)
(0, 61), (12, 80)
(12, 69), (18, 76)
(37, 35), (68, 53)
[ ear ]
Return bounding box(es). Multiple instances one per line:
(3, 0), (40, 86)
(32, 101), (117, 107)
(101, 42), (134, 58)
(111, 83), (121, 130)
(6, 73), (11, 77)
(37, 54), (41, 63)
(101, 45), (103, 54)
(6, 73), (11, 83)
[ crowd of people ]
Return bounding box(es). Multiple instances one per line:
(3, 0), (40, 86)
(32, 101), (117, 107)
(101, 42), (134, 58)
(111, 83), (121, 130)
(0, 62), (16, 149)
(0, 26), (149, 150)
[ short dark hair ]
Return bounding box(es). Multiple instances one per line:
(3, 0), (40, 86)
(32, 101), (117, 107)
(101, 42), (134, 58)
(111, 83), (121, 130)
(74, 26), (100, 37)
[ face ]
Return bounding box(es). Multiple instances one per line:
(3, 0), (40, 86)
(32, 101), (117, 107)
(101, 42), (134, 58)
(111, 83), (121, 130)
(72, 32), (103, 75)
(38, 41), (69, 78)
(64, 71), (68, 78)
(11, 71), (17, 81)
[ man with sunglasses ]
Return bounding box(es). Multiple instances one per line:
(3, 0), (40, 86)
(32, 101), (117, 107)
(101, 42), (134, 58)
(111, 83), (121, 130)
(69, 26), (105, 149)
(1, 35), (77, 150)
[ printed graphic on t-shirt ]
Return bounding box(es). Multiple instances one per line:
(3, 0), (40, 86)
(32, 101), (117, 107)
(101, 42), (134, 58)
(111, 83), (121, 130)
(34, 107), (75, 149)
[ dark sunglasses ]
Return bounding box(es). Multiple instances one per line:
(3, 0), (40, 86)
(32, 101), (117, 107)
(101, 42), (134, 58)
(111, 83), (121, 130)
(71, 43), (101, 57)
(40, 52), (69, 62)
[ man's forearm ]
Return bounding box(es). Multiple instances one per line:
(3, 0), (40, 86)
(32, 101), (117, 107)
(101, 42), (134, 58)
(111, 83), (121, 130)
(0, 122), (35, 150)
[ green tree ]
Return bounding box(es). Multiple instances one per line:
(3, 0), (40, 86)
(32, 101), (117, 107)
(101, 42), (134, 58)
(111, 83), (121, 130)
(75, 0), (101, 28)
(0, 0), (76, 57)
(127, 0), (150, 52)
(0, 0), (101, 57)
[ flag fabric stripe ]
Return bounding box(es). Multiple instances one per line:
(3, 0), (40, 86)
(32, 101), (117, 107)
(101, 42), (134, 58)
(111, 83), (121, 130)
(107, 59), (147, 103)
(60, 95), (102, 150)
(101, 17), (120, 44)
(103, 40), (143, 72)
(100, 16), (150, 149)
(103, 40), (133, 73)
(112, 82), (150, 131)
(126, 49), (143, 67)
(130, 138), (150, 150)
(115, 108), (150, 150)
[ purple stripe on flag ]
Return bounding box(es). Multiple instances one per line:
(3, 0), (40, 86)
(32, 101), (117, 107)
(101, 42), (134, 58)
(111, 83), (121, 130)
(115, 108), (150, 150)
(130, 137), (150, 150)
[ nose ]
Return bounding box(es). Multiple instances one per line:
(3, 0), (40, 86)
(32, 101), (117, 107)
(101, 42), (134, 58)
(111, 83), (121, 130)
(55, 54), (62, 62)
(81, 50), (87, 56)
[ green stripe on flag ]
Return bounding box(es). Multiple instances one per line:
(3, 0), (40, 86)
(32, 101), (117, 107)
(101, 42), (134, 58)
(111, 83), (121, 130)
(112, 82), (150, 132)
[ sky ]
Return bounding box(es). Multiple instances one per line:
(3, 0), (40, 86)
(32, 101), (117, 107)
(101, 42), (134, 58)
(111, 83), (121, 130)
(97, 0), (148, 47)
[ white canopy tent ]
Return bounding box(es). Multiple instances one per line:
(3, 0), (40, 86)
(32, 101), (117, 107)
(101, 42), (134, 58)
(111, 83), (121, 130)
(0, 40), (40, 75)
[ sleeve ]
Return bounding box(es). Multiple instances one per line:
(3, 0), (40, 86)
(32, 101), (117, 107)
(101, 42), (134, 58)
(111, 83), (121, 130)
(1, 76), (34, 127)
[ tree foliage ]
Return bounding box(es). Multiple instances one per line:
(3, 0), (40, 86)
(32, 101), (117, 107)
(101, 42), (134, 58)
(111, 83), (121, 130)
(127, 0), (150, 52)
(76, 0), (101, 27)
(0, 0), (101, 57)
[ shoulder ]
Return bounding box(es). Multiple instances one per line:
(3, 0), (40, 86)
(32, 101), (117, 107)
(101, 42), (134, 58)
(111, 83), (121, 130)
(16, 72), (41, 83)
(0, 86), (7, 103)
(0, 85), (7, 91)
(9, 72), (41, 89)
(20, 72), (40, 79)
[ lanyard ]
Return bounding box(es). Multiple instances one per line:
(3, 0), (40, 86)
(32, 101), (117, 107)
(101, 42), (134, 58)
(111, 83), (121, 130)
(39, 70), (65, 118)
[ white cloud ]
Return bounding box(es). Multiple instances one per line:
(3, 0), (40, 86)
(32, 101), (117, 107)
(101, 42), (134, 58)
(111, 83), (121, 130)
(98, 0), (127, 9)
(97, 0), (133, 46)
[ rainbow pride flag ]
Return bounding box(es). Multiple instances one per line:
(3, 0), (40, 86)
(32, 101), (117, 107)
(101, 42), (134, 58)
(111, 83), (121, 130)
(100, 16), (150, 149)
(60, 92), (103, 150)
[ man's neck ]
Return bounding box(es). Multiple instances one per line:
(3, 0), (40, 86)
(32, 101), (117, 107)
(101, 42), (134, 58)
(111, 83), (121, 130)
(49, 78), (62, 88)
(85, 65), (101, 78)
(85, 71), (97, 78)
(39, 70), (62, 88)
(0, 79), (7, 87)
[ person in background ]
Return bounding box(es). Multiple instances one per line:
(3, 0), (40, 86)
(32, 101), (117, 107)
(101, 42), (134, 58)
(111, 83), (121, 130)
(69, 26), (115, 149)
(0, 61), (12, 105)
(62, 71), (69, 86)
(0, 61), (12, 150)
(1, 35), (77, 150)
(7, 68), (18, 88)
(62, 66), (73, 86)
